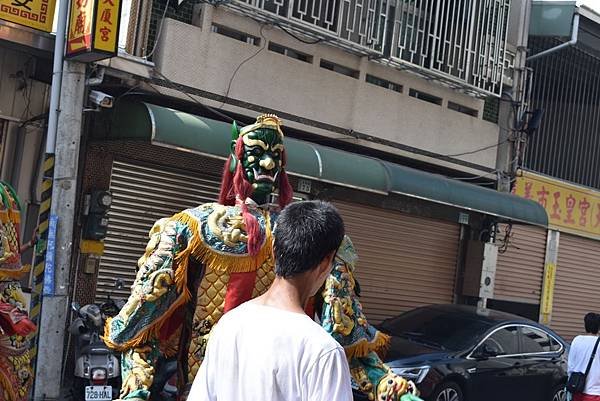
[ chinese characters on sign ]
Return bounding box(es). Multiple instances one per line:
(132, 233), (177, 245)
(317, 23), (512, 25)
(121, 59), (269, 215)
(0, 0), (56, 32)
(66, 0), (121, 61)
(514, 170), (600, 240)
(93, 0), (119, 52)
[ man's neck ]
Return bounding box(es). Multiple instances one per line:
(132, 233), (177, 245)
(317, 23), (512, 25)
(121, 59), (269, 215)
(253, 276), (310, 314)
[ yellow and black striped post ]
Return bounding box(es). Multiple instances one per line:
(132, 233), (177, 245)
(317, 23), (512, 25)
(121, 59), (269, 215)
(29, 153), (54, 374)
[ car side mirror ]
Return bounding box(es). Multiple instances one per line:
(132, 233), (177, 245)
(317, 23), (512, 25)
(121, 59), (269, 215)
(473, 343), (499, 359)
(71, 302), (81, 312)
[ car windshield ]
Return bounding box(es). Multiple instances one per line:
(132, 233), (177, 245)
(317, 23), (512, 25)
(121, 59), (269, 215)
(380, 307), (494, 351)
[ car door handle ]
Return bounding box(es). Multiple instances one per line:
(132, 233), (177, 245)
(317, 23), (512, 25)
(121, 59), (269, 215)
(467, 368), (477, 374)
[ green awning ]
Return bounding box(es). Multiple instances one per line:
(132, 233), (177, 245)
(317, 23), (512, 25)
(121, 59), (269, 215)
(384, 163), (548, 225)
(110, 101), (389, 193)
(110, 101), (548, 226)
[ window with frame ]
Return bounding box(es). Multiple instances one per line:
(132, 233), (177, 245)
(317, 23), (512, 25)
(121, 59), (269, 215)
(478, 326), (520, 356)
(520, 326), (561, 354)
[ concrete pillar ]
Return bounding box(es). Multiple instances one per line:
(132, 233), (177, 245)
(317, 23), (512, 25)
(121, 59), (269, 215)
(33, 60), (86, 401)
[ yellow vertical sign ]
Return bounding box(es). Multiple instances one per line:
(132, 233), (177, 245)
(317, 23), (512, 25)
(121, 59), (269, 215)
(66, 0), (95, 56)
(93, 0), (120, 53)
(0, 0), (56, 32)
(540, 262), (556, 325)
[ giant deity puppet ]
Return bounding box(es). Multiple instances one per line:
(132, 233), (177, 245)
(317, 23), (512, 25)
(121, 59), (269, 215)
(104, 115), (421, 401)
(0, 181), (36, 401)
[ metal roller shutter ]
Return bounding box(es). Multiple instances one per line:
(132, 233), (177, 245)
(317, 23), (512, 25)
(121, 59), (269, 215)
(334, 201), (459, 324)
(493, 225), (547, 304)
(95, 160), (221, 301)
(551, 233), (600, 341)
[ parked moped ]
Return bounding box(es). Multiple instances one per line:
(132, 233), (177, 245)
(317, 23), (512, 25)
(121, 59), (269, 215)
(69, 280), (125, 400)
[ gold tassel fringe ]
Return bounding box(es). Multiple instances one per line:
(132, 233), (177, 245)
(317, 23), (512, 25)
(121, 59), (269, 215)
(105, 209), (272, 351)
(172, 211), (273, 274)
(0, 369), (17, 401)
(0, 265), (30, 280)
(8, 209), (20, 224)
(0, 210), (8, 224)
(344, 330), (390, 360)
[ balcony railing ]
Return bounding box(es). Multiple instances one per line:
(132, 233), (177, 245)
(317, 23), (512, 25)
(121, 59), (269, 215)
(226, 0), (511, 97)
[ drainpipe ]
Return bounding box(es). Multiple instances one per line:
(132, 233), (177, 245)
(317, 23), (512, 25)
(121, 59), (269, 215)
(45, 0), (69, 154)
(86, 67), (105, 86)
(527, 13), (580, 61)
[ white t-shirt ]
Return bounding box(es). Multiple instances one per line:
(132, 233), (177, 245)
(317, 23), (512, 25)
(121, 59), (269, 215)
(188, 301), (353, 401)
(568, 335), (600, 395)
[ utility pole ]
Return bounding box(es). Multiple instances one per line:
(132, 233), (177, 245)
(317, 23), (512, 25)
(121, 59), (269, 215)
(33, 61), (86, 401)
(32, 0), (87, 395)
(496, 0), (533, 192)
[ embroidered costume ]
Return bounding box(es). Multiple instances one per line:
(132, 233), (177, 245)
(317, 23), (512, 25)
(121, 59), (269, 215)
(0, 182), (36, 401)
(104, 115), (420, 401)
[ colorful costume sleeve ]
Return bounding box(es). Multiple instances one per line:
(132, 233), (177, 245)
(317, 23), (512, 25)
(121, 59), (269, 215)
(104, 217), (195, 401)
(321, 236), (422, 401)
(0, 181), (36, 401)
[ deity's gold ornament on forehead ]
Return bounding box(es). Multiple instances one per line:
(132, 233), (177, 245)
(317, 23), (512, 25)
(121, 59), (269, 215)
(239, 114), (284, 138)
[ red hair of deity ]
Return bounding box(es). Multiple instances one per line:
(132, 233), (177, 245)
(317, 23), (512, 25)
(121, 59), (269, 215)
(217, 136), (293, 256)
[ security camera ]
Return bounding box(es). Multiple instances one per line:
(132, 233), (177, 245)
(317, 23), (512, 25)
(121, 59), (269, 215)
(88, 90), (114, 108)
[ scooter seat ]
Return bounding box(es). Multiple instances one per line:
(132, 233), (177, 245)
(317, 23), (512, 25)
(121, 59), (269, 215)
(80, 345), (111, 355)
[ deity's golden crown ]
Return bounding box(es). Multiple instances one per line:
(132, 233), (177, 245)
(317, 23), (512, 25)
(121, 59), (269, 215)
(240, 114), (284, 138)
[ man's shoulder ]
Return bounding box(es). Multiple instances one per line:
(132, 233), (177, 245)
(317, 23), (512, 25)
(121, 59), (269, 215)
(573, 335), (600, 348)
(297, 317), (342, 351)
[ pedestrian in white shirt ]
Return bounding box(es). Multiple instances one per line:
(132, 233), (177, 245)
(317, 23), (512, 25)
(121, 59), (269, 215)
(568, 313), (600, 401)
(188, 200), (352, 401)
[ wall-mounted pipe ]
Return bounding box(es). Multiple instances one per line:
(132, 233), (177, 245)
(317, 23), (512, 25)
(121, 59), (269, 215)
(527, 13), (580, 61)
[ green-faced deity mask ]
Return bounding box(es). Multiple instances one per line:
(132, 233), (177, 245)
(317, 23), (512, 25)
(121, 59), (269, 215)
(230, 115), (285, 199)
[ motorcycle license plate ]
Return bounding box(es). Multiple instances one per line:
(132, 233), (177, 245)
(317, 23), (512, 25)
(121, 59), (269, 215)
(85, 385), (112, 401)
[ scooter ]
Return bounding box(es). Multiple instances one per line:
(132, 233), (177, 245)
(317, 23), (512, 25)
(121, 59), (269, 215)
(70, 280), (125, 401)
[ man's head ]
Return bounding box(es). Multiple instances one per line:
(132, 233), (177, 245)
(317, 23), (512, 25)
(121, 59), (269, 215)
(274, 201), (345, 295)
(585, 312), (599, 334)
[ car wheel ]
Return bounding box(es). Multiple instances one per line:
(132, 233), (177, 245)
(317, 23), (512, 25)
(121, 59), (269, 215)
(431, 381), (463, 401)
(551, 386), (567, 401)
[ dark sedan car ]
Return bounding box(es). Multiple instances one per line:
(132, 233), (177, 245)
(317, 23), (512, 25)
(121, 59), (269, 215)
(354, 304), (568, 401)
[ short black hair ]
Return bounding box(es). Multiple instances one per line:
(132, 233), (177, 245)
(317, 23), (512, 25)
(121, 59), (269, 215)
(585, 313), (599, 334)
(274, 201), (345, 278)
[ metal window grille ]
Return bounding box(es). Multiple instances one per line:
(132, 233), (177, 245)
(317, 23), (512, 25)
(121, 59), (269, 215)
(226, 0), (511, 97)
(389, 0), (510, 96)
(232, 0), (393, 53)
(526, 36), (600, 190)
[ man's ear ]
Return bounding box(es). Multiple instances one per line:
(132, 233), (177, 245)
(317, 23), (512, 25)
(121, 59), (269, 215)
(318, 250), (336, 276)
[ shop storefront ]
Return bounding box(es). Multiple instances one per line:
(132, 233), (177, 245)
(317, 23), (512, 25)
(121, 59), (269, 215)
(335, 201), (459, 323)
(79, 101), (548, 323)
(490, 224), (547, 319)
(514, 170), (600, 340)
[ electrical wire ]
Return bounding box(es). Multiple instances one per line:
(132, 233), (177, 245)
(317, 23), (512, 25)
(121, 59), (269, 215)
(450, 171), (500, 181)
(143, 0), (170, 60)
(151, 68), (235, 122)
(275, 23), (323, 44)
(442, 139), (510, 158)
(219, 24), (268, 109)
